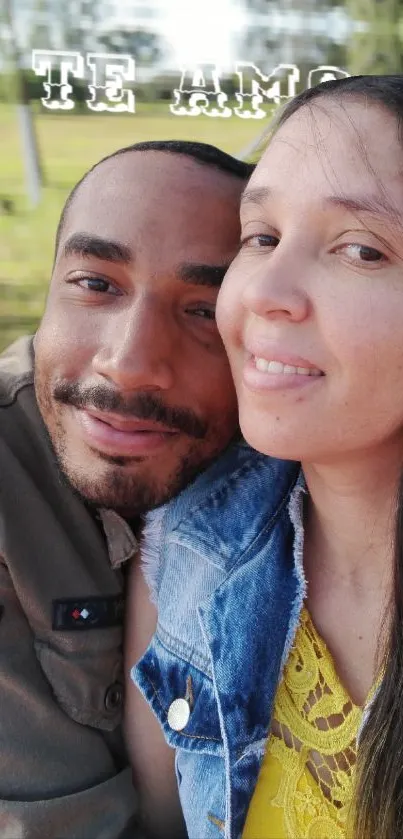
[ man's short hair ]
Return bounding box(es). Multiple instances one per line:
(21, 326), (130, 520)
(54, 140), (255, 259)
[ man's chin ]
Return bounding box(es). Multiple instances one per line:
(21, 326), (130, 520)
(52, 431), (231, 518)
(56, 455), (162, 517)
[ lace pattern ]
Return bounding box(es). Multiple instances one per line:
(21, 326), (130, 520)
(243, 607), (366, 839)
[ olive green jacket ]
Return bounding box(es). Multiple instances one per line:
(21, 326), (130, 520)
(0, 336), (144, 838)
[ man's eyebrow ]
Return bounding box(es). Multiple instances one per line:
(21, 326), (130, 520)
(178, 263), (229, 288)
(62, 232), (132, 264)
(241, 186), (272, 207)
(324, 194), (402, 222)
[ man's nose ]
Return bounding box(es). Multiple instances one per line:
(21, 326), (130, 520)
(92, 297), (175, 392)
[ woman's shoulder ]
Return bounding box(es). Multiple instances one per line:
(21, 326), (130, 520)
(141, 440), (300, 602)
(166, 438), (299, 531)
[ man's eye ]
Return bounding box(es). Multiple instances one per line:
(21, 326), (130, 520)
(187, 306), (216, 321)
(241, 234), (280, 249)
(336, 243), (386, 263)
(74, 277), (119, 294)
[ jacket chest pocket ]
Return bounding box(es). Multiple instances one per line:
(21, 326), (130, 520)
(34, 624), (124, 731)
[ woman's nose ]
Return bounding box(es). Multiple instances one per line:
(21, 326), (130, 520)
(241, 250), (310, 323)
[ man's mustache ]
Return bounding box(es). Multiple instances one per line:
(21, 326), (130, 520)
(53, 381), (208, 439)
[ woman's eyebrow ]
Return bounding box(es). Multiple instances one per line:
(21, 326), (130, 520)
(241, 186), (272, 208)
(323, 194), (402, 222)
(240, 187), (402, 225)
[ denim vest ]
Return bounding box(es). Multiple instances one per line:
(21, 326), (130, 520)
(131, 441), (308, 839)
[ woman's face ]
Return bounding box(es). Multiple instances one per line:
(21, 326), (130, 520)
(217, 98), (403, 464)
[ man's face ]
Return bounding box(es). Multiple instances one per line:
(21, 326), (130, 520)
(35, 151), (242, 516)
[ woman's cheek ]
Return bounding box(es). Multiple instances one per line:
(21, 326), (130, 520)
(216, 272), (241, 347)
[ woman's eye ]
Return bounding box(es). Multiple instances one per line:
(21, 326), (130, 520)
(74, 277), (119, 294)
(241, 234), (280, 249)
(336, 243), (386, 263)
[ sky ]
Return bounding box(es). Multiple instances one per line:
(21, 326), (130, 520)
(160, 0), (246, 68)
(104, 0), (353, 71)
(103, 0), (248, 70)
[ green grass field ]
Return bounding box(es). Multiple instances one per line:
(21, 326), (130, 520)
(0, 101), (263, 351)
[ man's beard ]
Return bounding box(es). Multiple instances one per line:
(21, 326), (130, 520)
(35, 371), (233, 518)
(55, 437), (225, 517)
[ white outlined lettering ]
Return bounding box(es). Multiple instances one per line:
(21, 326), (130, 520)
(32, 50), (84, 111)
(307, 65), (350, 88)
(86, 53), (135, 113)
(30, 51), (350, 117)
(234, 63), (300, 119)
(170, 65), (231, 117)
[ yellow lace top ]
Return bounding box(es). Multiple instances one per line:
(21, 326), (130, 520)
(243, 607), (373, 839)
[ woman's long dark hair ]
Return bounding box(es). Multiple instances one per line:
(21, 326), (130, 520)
(353, 477), (403, 838)
(273, 74), (403, 839)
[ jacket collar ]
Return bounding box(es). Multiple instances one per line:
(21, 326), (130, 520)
(99, 509), (138, 569)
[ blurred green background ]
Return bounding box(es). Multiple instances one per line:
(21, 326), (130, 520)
(1, 0), (403, 350)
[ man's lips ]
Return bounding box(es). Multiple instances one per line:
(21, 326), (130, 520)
(72, 407), (180, 457)
(84, 408), (180, 434)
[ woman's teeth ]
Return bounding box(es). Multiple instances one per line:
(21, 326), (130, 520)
(254, 358), (322, 376)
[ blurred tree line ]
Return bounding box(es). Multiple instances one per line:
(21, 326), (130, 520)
(242, 0), (403, 81)
(346, 0), (403, 73)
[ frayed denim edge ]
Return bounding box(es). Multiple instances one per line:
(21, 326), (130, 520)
(280, 481), (308, 673)
(140, 505), (168, 606)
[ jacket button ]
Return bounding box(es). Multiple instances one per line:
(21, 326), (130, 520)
(104, 681), (123, 712)
(167, 698), (190, 731)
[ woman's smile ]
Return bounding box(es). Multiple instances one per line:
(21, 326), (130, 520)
(243, 353), (324, 391)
